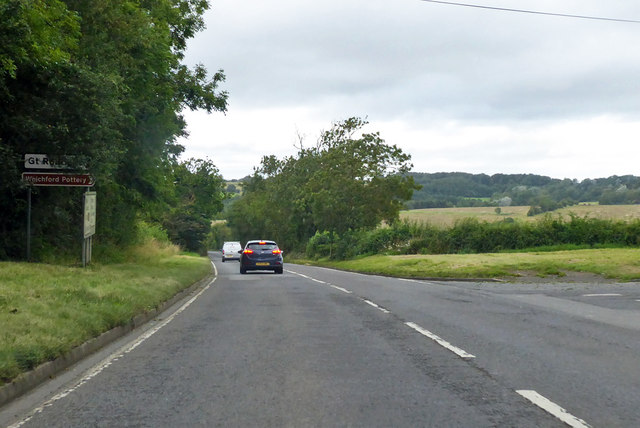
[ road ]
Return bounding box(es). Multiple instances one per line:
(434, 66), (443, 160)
(2, 253), (640, 427)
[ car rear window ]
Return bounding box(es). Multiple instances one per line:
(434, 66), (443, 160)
(247, 242), (277, 250)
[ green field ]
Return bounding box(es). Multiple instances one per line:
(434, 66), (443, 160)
(400, 204), (640, 227)
(298, 248), (640, 282)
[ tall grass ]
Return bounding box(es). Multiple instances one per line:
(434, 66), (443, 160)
(0, 237), (211, 386)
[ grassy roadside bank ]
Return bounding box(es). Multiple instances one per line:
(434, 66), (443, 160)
(293, 248), (640, 282)
(0, 251), (211, 386)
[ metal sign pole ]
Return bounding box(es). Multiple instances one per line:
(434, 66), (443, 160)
(27, 187), (31, 261)
(82, 192), (87, 267)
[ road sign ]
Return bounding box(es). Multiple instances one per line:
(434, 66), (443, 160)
(24, 154), (71, 169)
(22, 172), (94, 187)
(83, 191), (96, 238)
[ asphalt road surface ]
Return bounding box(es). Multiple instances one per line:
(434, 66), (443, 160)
(2, 252), (640, 427)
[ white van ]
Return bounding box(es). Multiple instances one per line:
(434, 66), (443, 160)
(221, 241), (242, 262)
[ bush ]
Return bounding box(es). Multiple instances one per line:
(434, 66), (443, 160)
(136, 220), (171, 244)
(306, 231), (334, 259)
(303, 216), (640, 260)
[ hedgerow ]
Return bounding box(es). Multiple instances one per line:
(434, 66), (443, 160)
(305, 215), (640, 260)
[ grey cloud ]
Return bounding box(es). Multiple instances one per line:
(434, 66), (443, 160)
(181, 1), (640, 179)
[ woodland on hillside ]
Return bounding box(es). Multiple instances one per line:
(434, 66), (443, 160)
(408, 172), (640, 210)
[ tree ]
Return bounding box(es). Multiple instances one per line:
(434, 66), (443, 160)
(226, 118), (419, 252)
(163, 158), (226, 253)
(0, 0), (227, 259)
(305, 118), (417, 234)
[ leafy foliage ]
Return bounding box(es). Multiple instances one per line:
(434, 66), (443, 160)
(226, 118), (419, 251)
(162, 158), (226, 253)
(306, 216), (640, 260)
(0, 0), (227, 259)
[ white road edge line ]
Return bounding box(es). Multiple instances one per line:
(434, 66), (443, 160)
(405, 322), (475, 359)
(582, 293), (622, 297)
(516, 390), (591, 428)
(9, 264), (218, 428)
(362, 299), (390, 313)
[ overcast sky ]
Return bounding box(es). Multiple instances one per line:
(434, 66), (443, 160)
(178, 0), (640, 181)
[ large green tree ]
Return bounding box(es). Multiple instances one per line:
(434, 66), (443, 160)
(163, 158), (226, 253)
(226, 118), (419, 251)
(0, 0), (227, 259)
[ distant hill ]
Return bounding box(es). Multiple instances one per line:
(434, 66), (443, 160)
(408, 172), (640, 209)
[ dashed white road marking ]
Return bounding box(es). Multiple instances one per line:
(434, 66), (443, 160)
(583, 293), (622, 297)
(279, 267), (597, 427)
(9, 264), (218, 428)
(288, 269), (352, 293)
(287, 270), (310, 279)
(516, 390), (591, 428)
(330, 284), (352, 294)
(362, 299), (390, 313)
(405, 322), (475, 359)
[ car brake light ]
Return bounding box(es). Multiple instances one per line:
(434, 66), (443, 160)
(259, 241), (266, 244)
(272, 249), (282, 255)
(243, 249), (254, 254)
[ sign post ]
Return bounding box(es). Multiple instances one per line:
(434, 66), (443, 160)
(23, 154), (95, 265)
(27, 187), (31, 261)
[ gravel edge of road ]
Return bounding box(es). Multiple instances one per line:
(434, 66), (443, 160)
(0, 272), (216, 409)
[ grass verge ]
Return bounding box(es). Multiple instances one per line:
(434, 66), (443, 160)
(293, 248), (640, 282)
(0, 251), (211, 386)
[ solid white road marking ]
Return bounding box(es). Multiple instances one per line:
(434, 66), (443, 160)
(362, 299), (390, 313)
(582, 293), (621, 297)
(516, 390), (591, 428)
(9, 267), (218, 428)
(405, 322), (475, 359)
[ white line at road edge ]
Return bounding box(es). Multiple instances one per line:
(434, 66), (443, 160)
(582, 293), (621, 297)
(9, 263), (218, 428)
(405, 322), (475, 359)
(516, 390), (591, 428)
